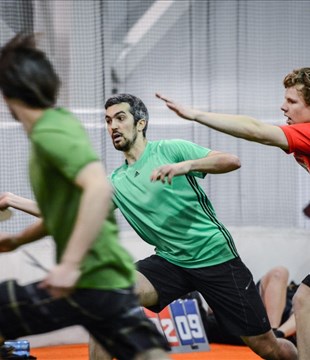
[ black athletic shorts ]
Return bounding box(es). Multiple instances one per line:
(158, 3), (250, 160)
(136, 255), (271, 337)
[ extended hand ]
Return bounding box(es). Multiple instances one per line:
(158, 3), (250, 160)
(150, 162), (191, 184)
(38, 262), (81, 298)
(155, 93), (198, 120)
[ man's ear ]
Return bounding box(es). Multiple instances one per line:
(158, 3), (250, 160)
(137, 119), (146, 132)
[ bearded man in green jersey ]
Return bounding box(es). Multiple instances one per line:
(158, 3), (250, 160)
(0, 87), (298, 360)
(102, 93), (297, 360)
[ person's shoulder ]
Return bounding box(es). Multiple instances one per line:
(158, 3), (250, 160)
(148, 139), (191, 154)
(155, 138), (195, 147)
(54, 108), (82, 124)
(295, 122), (310, 131)
(279, 122), (310, 138)
(34, 108), (86, 137)
(36, 108), (79, 127)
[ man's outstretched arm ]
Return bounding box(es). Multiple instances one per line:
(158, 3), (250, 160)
(156, 93), (289, 150)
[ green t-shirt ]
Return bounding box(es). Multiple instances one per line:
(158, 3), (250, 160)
(110, 140), (238, 268)
(30, 108), (135, 289)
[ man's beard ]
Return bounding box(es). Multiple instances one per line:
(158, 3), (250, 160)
(113, 131), (138, 152)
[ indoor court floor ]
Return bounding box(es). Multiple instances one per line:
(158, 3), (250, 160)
(31, 343), (261, 360)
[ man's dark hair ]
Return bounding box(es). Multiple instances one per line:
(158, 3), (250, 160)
(283, 67), (310, 106)
(0, 33), (60, 108)
(105, 93), (149, 136)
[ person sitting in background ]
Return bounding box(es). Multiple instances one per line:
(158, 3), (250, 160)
(0, 90), (298, 360)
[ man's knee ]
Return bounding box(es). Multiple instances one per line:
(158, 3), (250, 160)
(242, 331), (277, 358)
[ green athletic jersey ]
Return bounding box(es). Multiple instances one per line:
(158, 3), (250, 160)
(110, 140), (239, 268)
(29, 108), (135, 289)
